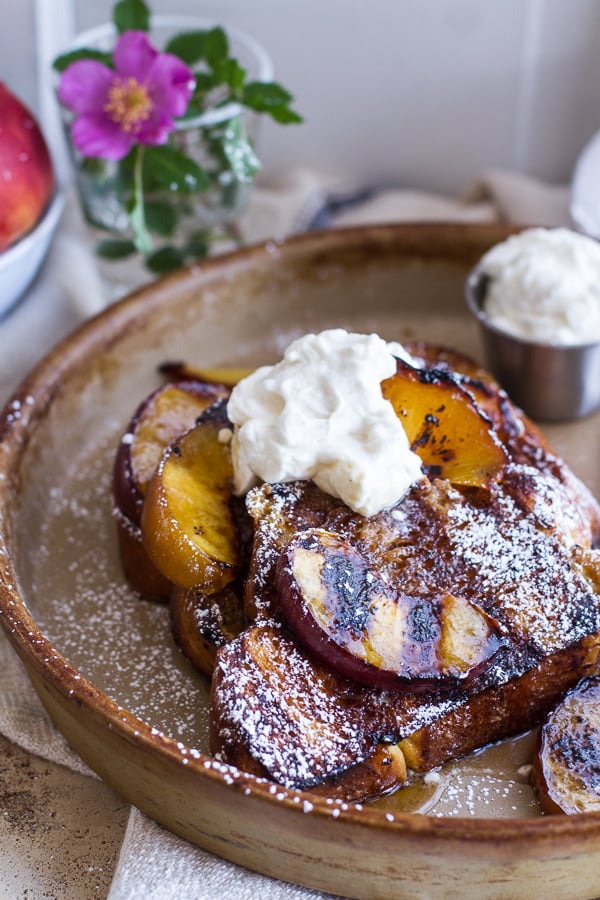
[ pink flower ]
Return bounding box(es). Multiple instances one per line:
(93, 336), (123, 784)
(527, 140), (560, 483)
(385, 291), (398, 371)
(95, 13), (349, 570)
(59, 31), (195, 160)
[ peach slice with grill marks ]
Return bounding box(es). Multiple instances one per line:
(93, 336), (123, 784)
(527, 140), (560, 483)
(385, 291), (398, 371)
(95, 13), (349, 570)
(277, 528), (502, 692)
(170, 582), (247, 678)
(403, 341), (525, 446)
(112, 380), (228, 600)
(113, 380), (229, 526)
(532, 676), (600, 814)
(141, 400), (241, 593)
(382, 358), (508, 488)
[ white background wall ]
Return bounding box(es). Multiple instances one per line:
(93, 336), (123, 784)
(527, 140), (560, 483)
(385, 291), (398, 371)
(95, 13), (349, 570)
(5, 0), (600, 196)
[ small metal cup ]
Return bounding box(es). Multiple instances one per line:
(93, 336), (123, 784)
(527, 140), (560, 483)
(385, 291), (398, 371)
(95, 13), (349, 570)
(465, 267), (600, 421)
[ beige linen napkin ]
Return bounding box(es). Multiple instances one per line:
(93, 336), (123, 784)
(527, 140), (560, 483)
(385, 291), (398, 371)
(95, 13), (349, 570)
(0, 167), (572, 898)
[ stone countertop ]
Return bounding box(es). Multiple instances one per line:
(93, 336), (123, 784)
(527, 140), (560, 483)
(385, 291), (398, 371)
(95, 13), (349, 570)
(0, 731), (127, 898)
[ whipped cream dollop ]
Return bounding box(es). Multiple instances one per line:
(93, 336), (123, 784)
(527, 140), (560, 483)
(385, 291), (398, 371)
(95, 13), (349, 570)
(480, 227), (600, 345)
(227, 329), (423, 517)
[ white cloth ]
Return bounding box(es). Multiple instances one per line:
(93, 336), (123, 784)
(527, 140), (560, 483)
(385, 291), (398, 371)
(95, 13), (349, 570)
(0, 167), (572, 898)
(107, 809), (324, 900)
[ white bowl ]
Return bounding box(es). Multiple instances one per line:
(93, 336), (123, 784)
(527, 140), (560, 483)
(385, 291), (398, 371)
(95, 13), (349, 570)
(0, 191), (65, 319)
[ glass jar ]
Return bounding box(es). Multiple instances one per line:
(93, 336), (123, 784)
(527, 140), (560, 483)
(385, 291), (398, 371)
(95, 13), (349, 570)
(58, 16), (273, 298)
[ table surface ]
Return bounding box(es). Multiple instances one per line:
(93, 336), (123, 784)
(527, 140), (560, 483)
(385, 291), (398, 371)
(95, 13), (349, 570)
(0, 729), (128, 898)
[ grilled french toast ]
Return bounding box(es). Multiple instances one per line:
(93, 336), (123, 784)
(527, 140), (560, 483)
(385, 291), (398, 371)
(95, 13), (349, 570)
(126, 341), (600, 803)
(208, 346), (600, 799)
(209, 475), (600, 793)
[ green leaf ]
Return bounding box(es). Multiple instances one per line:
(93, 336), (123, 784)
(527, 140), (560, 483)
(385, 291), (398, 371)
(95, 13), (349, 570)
(96, 239), (137, 260)
(184, 234), (209, 260)
(242, 81), (293, 110)
(192, 72), (218, 93)
(265, 105), (304, 125)
(213, 58), (246, 95)
(146, 246), (186, 274)
(113, 0), (150, 34)
(204, 27), (229, 67)
(165, 30), (208, 66)
(144, 201), (178, 237)
(53, 48), (113, 73)
(221, 115), (260, 183)
(143, 145), (211, 194)
(242, 81), (303, 124)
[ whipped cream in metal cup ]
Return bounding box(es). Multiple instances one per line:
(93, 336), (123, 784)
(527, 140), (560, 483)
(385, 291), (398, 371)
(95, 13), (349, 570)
(465, 264), (600, 422)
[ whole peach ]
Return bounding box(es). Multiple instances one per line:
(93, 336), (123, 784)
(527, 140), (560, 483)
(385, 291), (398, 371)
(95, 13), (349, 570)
(0, 83), (54, 253)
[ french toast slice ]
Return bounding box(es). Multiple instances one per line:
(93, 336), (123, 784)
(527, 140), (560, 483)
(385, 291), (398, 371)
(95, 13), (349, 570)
(211, 618), (600, 794)
(399, 633), (600, 772)
(210, 475), (600, 797)
(171, 582), (413, 798)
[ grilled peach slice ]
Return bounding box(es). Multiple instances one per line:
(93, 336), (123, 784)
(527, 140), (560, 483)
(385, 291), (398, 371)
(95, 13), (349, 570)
(171, 582), (246, 677)
(404, 341), (525, 444)
(532, 676), (600, 814)
(403, 342), (493, 383)
(141, 401), (241, 593)
(113, 515), (172, 602)
(277, 528), (502, 692)
(159, 360), (253, 388)
(113, 380), (229, 527)
(112, 380), (228, 600)
(382, 358), (508, 488)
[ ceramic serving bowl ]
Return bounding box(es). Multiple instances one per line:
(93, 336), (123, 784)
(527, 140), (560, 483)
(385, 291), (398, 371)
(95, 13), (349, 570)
(0, 190), (64, 318)
(1, 223), (600, 900)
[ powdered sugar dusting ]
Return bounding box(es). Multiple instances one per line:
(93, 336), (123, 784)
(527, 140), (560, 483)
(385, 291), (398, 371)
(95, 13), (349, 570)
(25, 433), (212, 747)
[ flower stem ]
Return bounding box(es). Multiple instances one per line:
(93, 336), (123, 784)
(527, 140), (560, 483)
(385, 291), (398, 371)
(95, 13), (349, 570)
(128, 145), (153, 255)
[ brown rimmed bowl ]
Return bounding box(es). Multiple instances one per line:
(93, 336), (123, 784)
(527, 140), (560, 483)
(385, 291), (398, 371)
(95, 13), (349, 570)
(1, 223), (600, 900)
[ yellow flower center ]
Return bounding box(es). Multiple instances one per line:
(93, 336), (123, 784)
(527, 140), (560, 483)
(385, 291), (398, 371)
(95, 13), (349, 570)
(104, 77), (152, 133)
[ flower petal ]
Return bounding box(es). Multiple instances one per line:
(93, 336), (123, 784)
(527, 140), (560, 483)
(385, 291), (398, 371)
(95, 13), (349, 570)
(137, 111), (175, 146)
(113, 31), (158, 80)
(58, 61), (113, 114)
(147, 54), (195, 117)
(71, 114), (133, 160)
